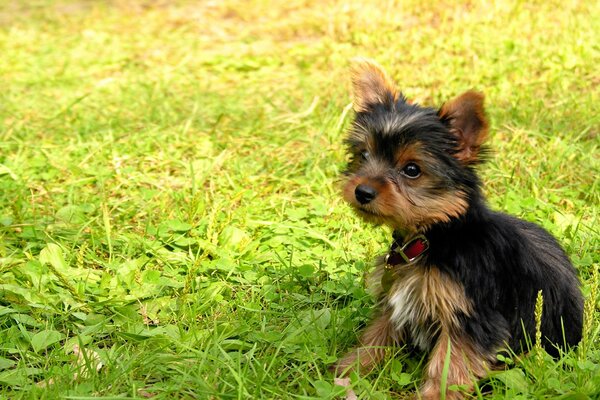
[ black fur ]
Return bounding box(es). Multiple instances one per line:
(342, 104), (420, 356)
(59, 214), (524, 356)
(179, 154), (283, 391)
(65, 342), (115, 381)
(425, 194), (584, 356)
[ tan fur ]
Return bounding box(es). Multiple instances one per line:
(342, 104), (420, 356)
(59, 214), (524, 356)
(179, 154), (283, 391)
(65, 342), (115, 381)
(342, 174), (469, 230)
(422, 268), (473, 329)
(421, 332), (492, 400)
(386, 265), (473, 350)
(337, 262), (486, 397)
(339, 218), (490, 394)
(351, 58), (399, 113)
(393, 142), (422, 167)
(439, 91), (489, 163)
(334, 312), (400, 375)
(385, 187), (469, 229)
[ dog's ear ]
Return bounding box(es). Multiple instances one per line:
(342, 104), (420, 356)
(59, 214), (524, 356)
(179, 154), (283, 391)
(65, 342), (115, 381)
(350, 58), (399, 112)
(439, 91), (489, 164)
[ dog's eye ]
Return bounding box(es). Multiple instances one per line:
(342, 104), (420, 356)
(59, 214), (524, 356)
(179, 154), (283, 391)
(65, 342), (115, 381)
(401, 163), (421, 179)
(361, 151), (370, 161)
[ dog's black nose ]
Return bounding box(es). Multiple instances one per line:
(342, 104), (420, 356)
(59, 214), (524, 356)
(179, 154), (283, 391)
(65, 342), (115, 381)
(355, 184), (378, 204)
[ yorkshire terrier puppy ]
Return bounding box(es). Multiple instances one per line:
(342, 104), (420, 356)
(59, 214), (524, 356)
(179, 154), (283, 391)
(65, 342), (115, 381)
(334, 59), (584, 399)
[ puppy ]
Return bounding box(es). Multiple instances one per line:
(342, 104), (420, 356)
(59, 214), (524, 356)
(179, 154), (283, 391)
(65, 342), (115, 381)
(334, 59), (584, 399)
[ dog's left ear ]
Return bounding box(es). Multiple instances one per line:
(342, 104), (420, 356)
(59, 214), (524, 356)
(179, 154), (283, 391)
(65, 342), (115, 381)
(439, 91), (489, 164)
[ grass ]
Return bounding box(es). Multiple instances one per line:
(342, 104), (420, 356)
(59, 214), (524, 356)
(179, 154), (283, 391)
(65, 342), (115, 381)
(0, 0), (598, 398)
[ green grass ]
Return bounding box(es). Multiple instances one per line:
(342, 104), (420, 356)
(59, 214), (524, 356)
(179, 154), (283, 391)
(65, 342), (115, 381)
(0, 0), (598, 398)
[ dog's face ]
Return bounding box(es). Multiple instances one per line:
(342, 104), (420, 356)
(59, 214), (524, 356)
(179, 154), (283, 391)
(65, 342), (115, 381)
(342, 60), (489, 231)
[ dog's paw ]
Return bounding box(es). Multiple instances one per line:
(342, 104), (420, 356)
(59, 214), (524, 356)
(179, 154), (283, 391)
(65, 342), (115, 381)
(334, 377), (358, 400)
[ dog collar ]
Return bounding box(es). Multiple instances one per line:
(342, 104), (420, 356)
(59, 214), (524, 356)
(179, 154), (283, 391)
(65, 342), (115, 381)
(385, 233), (429, 266)
(381, 233), (429, 293)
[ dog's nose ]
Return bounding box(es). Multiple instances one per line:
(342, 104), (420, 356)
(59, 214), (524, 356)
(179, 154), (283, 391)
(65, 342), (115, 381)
(355, 184), (378, 204)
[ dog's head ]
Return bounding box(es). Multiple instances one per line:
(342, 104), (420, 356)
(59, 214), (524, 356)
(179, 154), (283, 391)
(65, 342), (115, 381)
(342, 59), (489, 231)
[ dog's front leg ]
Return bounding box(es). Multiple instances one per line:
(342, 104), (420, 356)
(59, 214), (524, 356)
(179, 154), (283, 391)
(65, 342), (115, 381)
(333, 311), (400, 376)
(420, 331), (490, 400)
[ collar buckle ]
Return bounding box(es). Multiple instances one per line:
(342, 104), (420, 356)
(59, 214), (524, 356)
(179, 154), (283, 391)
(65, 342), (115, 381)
(385, 234), (429, 267)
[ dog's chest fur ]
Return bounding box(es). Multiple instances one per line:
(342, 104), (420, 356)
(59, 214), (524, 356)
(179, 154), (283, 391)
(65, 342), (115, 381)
(372, 263), (472, 351)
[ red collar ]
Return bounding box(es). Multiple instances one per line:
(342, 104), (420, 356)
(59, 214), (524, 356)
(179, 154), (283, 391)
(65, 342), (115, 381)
(384, 234), (429, 266)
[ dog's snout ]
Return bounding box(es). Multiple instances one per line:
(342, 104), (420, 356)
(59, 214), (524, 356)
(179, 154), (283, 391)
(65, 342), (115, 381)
(355, 184), (378, 204)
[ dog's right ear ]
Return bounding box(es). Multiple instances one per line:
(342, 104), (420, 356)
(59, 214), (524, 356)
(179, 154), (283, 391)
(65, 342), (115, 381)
(351, 58), (399, 112)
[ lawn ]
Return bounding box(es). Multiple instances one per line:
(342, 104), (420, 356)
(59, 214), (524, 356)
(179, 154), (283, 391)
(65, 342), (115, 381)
(0, 0), (598, 398)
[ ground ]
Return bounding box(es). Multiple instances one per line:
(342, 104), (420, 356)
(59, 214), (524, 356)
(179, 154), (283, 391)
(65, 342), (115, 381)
(0, 0), (598, 398)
